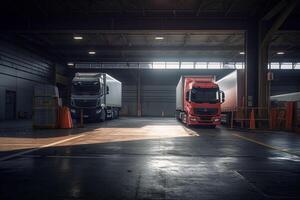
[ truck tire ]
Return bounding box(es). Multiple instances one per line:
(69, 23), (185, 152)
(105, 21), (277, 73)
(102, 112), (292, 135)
(113, 108), (118, 119)
(111, 109), (114, 119)
(115, 109), (119, 118)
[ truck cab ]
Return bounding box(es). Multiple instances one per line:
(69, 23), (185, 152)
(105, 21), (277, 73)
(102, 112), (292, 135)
(184, 79), (224, 126)
(176, 76), (225, 127)
(70, 73), (107, 121)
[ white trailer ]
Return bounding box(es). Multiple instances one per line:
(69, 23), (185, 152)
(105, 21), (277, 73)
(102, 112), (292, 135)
(216, 70), (245, 124)
(70, 73), (122, 121)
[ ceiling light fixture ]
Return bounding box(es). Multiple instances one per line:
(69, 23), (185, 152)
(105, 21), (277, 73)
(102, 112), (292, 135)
(88, 51), (96, 55)
(155, 36), (164, 40)
(276, 51), (285, 55)
(67, 62), (74, 66)
(73, 36), (83, 40)
(239, 51), (245, 55)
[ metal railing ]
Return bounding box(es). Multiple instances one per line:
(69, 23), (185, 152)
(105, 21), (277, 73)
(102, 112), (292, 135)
(226, 104), (295, 131)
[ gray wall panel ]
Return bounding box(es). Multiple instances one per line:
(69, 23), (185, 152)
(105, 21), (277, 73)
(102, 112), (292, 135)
(120, 85), (137, 116)
(0, 41), (52, 120)
(141, 85), (175, 117)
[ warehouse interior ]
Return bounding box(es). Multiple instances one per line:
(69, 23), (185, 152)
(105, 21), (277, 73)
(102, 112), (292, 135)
(0, 0), (300, 199)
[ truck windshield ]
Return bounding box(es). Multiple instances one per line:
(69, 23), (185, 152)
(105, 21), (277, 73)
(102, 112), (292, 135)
(190, 88), (219, 103)
(72, 81), (102, 95)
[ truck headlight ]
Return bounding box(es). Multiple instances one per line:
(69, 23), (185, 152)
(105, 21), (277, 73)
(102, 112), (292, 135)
(190, 117), (197, 122)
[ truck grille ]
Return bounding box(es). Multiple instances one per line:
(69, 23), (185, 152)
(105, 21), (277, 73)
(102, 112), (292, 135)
(200, 116), (212, 121)
(74, 99), (97, 108)
(194, 108), (218, 115)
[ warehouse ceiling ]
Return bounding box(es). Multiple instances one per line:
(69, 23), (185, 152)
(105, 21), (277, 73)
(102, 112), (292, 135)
(0, 0), (299, 63)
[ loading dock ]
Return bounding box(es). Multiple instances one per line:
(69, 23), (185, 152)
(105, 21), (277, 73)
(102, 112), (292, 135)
(1, 0), (300, 199)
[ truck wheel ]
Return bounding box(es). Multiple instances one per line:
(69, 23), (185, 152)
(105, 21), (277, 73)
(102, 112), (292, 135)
(113, 108), (118, 119)
(115, 109), (119, 118)
(110, 108), (114, 119)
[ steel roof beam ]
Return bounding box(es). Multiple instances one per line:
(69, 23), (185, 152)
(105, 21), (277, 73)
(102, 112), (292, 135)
(51, 45), (244, 51)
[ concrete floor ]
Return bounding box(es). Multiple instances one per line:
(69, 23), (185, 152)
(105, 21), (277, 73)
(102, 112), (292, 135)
(0, 117), (300, 200)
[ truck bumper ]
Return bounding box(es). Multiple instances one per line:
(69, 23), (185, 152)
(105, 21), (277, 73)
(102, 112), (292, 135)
(188, 115), (221, 126)
(70, 108), (103, 120)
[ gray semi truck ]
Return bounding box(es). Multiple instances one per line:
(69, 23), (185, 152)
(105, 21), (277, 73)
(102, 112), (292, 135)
(70, 73), (122, 121)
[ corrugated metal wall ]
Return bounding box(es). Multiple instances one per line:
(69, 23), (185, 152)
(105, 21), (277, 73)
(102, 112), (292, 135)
(121, 85), (137, 116)
(0, 41), (52, 120)
(141, 85), (175, 116)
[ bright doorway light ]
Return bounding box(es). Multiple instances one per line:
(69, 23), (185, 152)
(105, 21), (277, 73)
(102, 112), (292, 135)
(281, 62), (293, 69)
(207, 62), (221, 69)
(67, 62), (74, 66)
(181, 62), (194, 69)
(88, 51), (96, 55)
(277, 52), (285, 55)
(195, 62), (207, 69)
(153, 62), (165, 69)
(166, 62), (179, 69)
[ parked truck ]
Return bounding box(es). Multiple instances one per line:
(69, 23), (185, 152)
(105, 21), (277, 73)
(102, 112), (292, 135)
(70, 73), (122, 122)
(176, 76), (225, 127)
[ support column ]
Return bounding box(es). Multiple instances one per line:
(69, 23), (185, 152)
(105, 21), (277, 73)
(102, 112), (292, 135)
(246, 0), (298, 127)
(245, 23), (259, 108)
(258, 20), (270, 112)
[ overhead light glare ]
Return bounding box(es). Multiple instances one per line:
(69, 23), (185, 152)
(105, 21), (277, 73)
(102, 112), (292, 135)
(239, 51), (245, 55)
(73, 36), (83, 40)
(88, 51), (96, 55)
(277, 51), (285, 55)
(67, 62), (74, 66)
(155, 36), (164, 40)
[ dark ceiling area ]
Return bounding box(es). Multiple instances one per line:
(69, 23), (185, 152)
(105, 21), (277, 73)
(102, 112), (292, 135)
(0, 0), (299, 63)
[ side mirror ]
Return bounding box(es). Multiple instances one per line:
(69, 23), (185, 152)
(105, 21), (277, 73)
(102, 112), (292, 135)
(106, 86), (109, 94)
(220, 91), (225, 103)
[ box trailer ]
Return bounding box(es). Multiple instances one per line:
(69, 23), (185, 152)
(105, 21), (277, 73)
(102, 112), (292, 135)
(216, 70), (245, 124)
(176, 76), (225, 127)
(70, 73), (122, 121)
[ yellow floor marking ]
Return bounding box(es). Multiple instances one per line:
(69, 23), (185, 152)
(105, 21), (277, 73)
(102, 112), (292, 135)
(232, 133), (300, 157)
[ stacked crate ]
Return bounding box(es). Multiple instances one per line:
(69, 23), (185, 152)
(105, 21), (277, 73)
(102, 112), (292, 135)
(33, 85), (60, 128)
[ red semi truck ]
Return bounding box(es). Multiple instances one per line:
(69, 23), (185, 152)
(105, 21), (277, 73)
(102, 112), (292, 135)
(176, 76), (225, 127)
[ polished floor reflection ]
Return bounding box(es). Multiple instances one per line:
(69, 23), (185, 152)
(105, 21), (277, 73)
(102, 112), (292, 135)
(0, 118), (300, 200)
